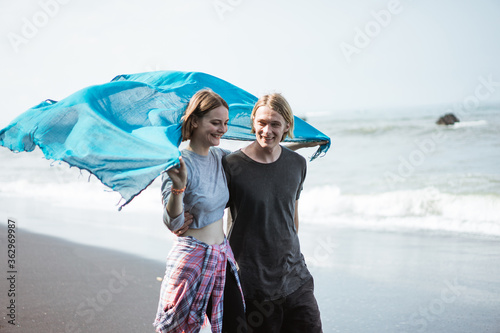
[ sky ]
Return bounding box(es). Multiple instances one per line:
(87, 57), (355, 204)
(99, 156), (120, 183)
(1, 0), (499, 127)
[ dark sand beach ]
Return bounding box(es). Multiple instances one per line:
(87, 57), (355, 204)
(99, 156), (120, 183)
(1, 222), (500, 332)
(0, 225), (164, 333)
(305, 227), (500, 333)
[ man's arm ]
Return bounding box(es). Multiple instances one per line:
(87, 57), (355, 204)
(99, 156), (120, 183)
(294, 200), (299, 233)
(226, 209), (234, 236)
(285, 140), (329, 151)
(172, 212), (194, 236)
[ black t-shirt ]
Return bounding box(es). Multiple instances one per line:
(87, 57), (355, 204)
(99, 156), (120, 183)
(223, 146), (312, 301)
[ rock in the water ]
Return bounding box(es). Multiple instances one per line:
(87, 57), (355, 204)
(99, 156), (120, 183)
(436, 113), (460, 125)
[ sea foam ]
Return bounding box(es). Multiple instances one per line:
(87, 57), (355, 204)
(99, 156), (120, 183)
(300, 185), (500, 237)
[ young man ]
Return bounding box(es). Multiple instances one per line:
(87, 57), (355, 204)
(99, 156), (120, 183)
(222, 93), (322, 332)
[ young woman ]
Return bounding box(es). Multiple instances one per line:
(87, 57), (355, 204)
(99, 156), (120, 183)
(153, 90), (246, 333)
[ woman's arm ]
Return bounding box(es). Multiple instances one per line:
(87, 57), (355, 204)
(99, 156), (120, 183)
(162, 157), (188, 231)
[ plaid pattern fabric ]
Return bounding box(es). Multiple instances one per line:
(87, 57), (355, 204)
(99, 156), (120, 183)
(154, 236), (244, 333)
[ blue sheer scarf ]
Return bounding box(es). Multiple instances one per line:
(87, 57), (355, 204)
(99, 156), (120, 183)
(0, 71), (330, 209)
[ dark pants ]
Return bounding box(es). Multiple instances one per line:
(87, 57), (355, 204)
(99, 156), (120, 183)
(207, 263), (247, 333)
(245, 278), (322, 333)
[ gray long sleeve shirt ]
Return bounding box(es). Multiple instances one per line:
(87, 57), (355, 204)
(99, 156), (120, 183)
(161, 147), (230, 231)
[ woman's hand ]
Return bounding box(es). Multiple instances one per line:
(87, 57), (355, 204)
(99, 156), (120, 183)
(165, 157), (188, 223)
(167, 157), (187, 189)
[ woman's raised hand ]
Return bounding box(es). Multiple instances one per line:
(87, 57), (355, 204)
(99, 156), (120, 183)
(167, 156), (187, 189)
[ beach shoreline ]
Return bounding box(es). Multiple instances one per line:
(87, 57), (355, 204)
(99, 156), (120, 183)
(1, 221), (499, 332)
(0, 224), (165, 333)
(304, 226), (500, 332)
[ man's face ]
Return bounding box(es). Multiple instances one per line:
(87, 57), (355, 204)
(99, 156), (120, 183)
(253, 105), (290, 150)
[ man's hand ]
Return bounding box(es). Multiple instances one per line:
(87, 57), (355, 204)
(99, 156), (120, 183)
(173, 212), (194, 236)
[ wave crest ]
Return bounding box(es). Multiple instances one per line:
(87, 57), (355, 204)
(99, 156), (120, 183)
(300, 186), (500, 237)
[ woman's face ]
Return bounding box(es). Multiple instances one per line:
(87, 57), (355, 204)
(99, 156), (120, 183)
(191, 105), (229, 147)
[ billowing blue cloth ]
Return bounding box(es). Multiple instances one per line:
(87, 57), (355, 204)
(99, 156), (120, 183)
(0, 71), (330, 209)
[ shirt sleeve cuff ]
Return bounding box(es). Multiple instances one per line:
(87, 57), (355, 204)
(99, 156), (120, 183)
(163, 210), (185, 232)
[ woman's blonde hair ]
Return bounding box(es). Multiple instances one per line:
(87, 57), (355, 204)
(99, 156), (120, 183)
(181, 89), (229, 141)
(250, 93), (294, 141)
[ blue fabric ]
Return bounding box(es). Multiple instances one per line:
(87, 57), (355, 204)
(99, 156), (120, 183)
(0, 71), (330, 209)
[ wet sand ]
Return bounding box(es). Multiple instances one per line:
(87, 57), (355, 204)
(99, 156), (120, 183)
(0, 225), (164, 333)
(1, 212), (500, 332)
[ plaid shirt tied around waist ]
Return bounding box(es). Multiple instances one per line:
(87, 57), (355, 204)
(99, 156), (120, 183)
(154, 236), (244, 333)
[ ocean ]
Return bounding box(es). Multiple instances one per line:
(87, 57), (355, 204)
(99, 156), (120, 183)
(0, 105), (499, 262)
(301, 106), (500, 237)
